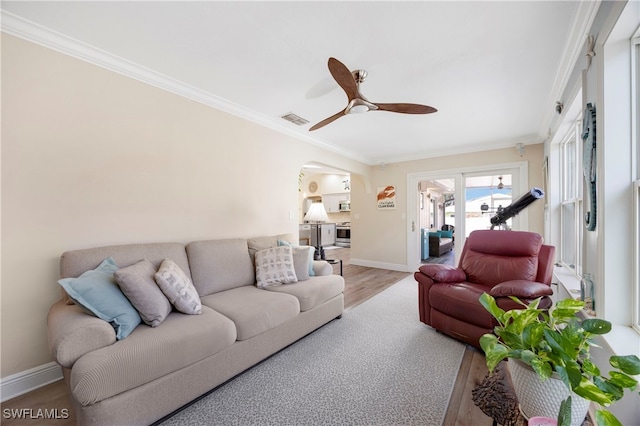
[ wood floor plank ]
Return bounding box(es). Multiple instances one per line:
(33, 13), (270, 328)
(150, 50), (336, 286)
(449, 348), (495, 425)
(2, 247), (489, 425)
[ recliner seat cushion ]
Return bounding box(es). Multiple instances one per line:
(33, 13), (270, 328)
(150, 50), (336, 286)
(70, 306), (236, 406)
(266, 275), (344, 311)
(429, 282), (496, 329)
(201, 286), (300, 340)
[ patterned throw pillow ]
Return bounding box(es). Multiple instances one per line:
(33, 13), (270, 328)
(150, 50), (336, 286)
(255, 246), (298, 288)
(154, 259), (202, 315)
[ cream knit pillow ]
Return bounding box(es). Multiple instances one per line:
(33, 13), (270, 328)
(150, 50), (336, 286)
(154, 259), (202, 315)
(255, 246), (298, 288)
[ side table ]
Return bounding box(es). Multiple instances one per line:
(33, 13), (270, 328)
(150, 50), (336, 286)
(325, 259), (343, 276)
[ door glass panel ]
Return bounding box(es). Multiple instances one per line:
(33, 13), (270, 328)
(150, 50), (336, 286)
(418, 178), (455, 232)
(464, 174), (513, 236)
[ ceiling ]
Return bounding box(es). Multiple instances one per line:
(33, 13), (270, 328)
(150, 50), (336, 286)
(1, 1), (592, 165)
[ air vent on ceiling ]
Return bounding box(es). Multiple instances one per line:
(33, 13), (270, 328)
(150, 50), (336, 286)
(281, 112), (309, 126)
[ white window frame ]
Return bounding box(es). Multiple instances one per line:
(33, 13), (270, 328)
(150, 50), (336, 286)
(559, 120), (583, 274)
(634, 181), (640, 332)
(632, 37), (640, 332)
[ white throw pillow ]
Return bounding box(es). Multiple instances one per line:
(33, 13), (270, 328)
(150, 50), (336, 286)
(290, 246), (312, 281)
(255, 246), (298, 288)
(154, 259), (202, 315)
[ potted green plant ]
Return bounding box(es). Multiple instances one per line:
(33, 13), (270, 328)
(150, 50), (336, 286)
(479, 293), (640, 426)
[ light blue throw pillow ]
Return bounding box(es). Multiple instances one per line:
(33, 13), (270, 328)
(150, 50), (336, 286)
(59, 257), (141, 340)
(278, 239), (314, 276)
(306, 246), (315, 277)
(440, 230), (453, 238)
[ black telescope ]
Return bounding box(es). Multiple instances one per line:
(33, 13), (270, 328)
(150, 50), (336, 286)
(490, 187), (544, 229)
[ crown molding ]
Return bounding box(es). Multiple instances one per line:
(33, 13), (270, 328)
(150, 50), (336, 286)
(380, 134), (542, 165)
(0, 10), (371, 165)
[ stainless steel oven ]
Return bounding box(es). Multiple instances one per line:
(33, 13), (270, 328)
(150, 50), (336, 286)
(336, 223), (351, 247)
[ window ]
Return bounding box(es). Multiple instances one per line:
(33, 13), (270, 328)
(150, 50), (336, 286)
(559, 121), (582, 273)
(634, 181), (640, 331)
(633, 37), (640, 331)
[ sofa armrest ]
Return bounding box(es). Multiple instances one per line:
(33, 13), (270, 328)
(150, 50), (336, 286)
(418, 264), (466, 283)
(312, 260), (332, 276)
(489, 280), (553, 299)
(48, 299), (116, 368)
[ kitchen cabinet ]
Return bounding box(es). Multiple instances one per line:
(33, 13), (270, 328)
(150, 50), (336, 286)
(323, 193), (350, 213)
(310, 223), (336, 247)
(299, 224), (311, 245)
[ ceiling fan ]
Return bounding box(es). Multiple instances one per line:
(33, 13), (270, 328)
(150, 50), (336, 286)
(309, 57), (437, 131)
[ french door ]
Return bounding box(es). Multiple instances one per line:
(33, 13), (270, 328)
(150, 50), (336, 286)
(407, 162), (528, 272)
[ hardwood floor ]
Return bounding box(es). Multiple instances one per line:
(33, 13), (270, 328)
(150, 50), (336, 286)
(324, 247), (412, 312)
(1, 248), (493, 425)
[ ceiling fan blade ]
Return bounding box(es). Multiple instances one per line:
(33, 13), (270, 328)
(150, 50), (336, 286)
(309, 110), (345, 131)
(327, 57), (358, 101)
(375, 103), (438, 114)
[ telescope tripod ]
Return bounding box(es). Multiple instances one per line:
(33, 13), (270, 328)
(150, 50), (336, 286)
(490, 223), (511, 231)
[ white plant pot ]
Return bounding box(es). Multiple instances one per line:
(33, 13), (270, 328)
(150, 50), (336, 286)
(508, 359), (591, 426)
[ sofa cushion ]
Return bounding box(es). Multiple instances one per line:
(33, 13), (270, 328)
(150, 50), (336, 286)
(201, 286), (300, 340)
(255, 246), (298, 288)
(440, 230), (454, 238)
(155, 259), (202, 315)
(266, 274), (344, 312)
(59, 242), (191, 305)
(186, 239), (255, 296)
(70, 306), (236, 406)
(247, 233), (296, 263)
(58, 257), (141, 340)
(114, 259), (172, 327)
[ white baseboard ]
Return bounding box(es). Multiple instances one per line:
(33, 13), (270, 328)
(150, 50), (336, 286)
(1, 362), (63, 402)
(349, 258), (409, 272)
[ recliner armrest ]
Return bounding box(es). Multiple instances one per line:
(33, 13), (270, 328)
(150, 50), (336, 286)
(489, 279), (553, 299)
(418, 264), (466, 283)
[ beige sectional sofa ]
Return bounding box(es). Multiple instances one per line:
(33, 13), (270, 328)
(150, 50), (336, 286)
(47, 234), (344, 425)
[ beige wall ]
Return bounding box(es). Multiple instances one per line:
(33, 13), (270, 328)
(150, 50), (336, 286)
(0, 34), (367, 377)
(349, 144), (545, 268)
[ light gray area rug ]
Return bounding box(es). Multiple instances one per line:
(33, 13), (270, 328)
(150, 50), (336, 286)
(160, 276), (466, 426)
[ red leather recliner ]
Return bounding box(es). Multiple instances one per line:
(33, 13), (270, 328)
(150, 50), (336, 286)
(414, 229), (555, 349)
